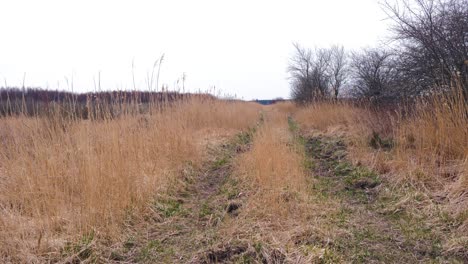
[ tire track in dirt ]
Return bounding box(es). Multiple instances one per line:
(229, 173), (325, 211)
(201, 111), (314, 263)
(106, 129), (257, 263)
(106, 112), (465, 263)
(298, 130), (465, 263)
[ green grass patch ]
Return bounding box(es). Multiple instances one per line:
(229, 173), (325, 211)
(61, 230), (95, 261)
(138, 239), (175, 262)
(199, 202), (213, 218)
(220, 178), (240, 200)
(212, 157), (228, 170)
(154, 197), (185, 218)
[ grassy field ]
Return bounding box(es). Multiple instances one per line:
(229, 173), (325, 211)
(0, 91), (466, 263)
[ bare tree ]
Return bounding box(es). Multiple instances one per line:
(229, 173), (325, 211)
(310, 48), (332, 98)
(383, 0), (468, 96)
(329, 45), (347, 99)
(288, 43), (334, 103)
(350, 49), (399, 99)
(288, 43), (313, 103)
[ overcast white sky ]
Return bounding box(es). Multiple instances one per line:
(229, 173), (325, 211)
(0, 0), (389, 100)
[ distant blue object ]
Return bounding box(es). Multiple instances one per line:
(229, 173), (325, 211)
(253, 99), (281, 105)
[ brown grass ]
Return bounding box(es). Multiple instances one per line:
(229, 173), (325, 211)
(223, 110), (309, 252)
(293, 100), (394, 139)
(395, 89), (467, 190)
(292, 89), (467, 192)
(220, 109), (342, 262)
(236, 111), (307, 217)
(294, 101), (365, 132)
(269, 100), (299, 115)
(291, 88), (468, 238)
(0, 98), (261, 262)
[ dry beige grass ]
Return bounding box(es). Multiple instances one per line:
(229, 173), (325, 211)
(217, 110), (345, 262)
(294, 101), (366, 132)
(236, 111), (307, 217)
(395, 90), (467, 190)
(268, 101), (299, 115)
(392, 90), (468, 237)
(1, 89), (466, 261)
(293, 101), (393, 175)
(293, 91), (467, 193)
(219, 110), (313, 259)
(0, 98), (261, 262)
(291, 88), (468, 239)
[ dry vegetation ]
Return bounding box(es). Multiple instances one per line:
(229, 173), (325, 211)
(292, 88), (468, 260)
(214, 107), (342, 262)
(1, 0), (466, 260)
(235, 110), (307, 216)
(0, 86), (466, 263)
(293, 88), (467, 196)
(0, 97), (261, 262)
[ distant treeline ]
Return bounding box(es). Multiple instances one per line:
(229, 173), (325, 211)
(0, 87), (216, 118)
(0, 87), (214, 104)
